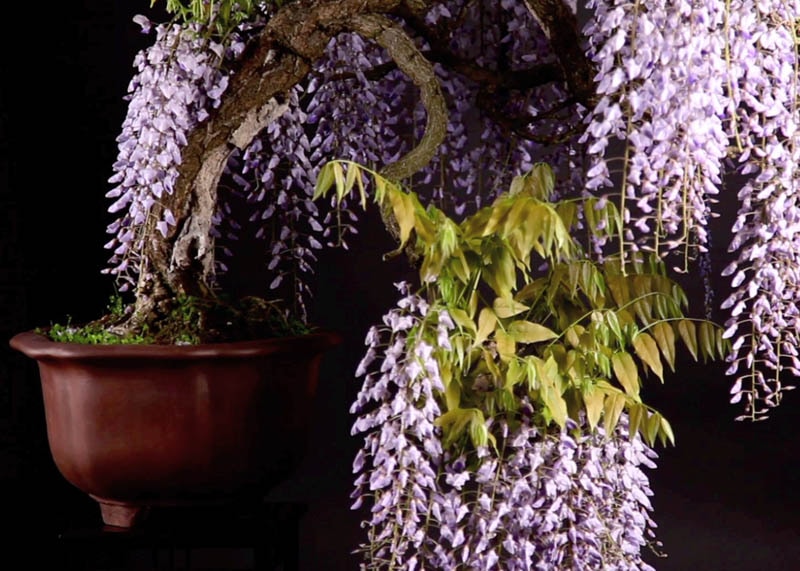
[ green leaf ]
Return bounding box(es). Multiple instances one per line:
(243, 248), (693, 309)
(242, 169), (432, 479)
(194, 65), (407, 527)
(468, 291), (478, 319)
(596, 351), (612, 379)
(523, 356), (540, 391)
(603, 392), (626, 435)
(699, 321), (716, 362)
(313, 162), (335, 201)
(495, 329), (516, 362)
(611, 352), (640, 397)
(556, 201), (577, 230)
(413, 210), (437, 244)
(354, 164), (367, 209)
(605, 311), (624, 343)
(449, 308), (476, 332)
(524, 204), (548, 258)
(493, 297), (530, 319)
(445, 377), (461, 411)
(483, 201), (512, 237)
(628, 402), (645, 439)
(580, 261), (593, 296)
(660, 415), (676, 446)
(332, 160), (346, 202)
(498, 387), (517, 411)
(645, 412), (661, 446)
(515, 277), (547, 304)
(567, 262), (581, 295)
(505, 359), (525, 389)
(564, 325), (583, 348)
(475, 307), (498, 347)
(448, 248), (471, 284)
(387, 189), (415, 247)
(451, 335), (466, 370)
(715, 326), (730, 360)
(563, 349), (581, 380)
(673, 282), (689, 310)
(487, 247), (516, 298)
(508, 320), (559, 343)
(651, 321), (676, 372)
(469, 412), (489, 447)
(540, 355), (562, 389)
(509, 175), (526, 196)
(434, 408), (472, 447)
(542, 386), (568, 428)
(677, 319), (699, 361)
(564, 387), (582, 421)
(633, 297), (653, 326)
(482, 348), (502, 382)
(606, 274), (631, 307)
(584, 388), (605, 430)
(344, 161), (358, 195)
(374, 174), (388, 204)
(529, 163), (556, 199)
(633, 332), (663, 382)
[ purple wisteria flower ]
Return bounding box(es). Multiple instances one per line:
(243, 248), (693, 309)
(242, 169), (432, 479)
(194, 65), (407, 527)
(104, 16), (243, 290)
(581, 0), (800, 419)
(581, 0), (728, 264)
(351, 286), (661, 570)
(718, 0), (800, 420)
(219, 0), (583, 318)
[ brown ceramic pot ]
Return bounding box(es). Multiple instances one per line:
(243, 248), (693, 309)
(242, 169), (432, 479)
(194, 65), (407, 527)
(9, 330), (341, 528)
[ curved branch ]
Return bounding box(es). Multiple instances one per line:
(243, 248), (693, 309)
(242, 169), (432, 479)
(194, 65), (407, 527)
(128, 0), (418, 330)
(349, 14), (448, 263)
(327, 49), (561, 93)
(349, 14), (448, 181)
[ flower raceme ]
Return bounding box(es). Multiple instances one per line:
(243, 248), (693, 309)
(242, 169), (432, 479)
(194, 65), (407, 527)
(580, 0), (800, 420)
(350, 284), (661, 570)
(104, 16), (242, 290)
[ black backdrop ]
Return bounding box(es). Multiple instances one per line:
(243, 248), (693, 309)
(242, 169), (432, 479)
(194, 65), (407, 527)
(1, 4), (798, 570)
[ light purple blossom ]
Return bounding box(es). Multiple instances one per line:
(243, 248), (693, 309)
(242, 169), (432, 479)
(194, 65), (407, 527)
(582, 0), (728, 264)
(351, 285), (660, 570)
(103, 17), (241, 289)
(582, 0), (800, 419)
(718, 0), (800, 419)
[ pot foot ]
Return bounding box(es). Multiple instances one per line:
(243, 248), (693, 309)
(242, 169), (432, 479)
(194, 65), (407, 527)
(95, 499), (150, 528)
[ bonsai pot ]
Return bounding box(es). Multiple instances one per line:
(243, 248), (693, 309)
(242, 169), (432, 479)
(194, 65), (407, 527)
(9, 330), (342, 528)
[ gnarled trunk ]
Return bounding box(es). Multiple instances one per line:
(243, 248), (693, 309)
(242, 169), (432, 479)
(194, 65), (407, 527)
(109, 0), (591, 337)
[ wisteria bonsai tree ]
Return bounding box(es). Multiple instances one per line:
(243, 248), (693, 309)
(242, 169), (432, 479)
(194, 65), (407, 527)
(54, 0), (800, 567)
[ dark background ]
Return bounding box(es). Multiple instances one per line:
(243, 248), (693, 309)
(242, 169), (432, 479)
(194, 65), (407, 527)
(0, 3), (798, 570)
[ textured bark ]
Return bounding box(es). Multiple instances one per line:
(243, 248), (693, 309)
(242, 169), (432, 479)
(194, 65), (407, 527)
(116, 0), (589, 335)
(351, 14), (447, 182)
(349, 14), (449, 259)
(123, 0), (434, 332)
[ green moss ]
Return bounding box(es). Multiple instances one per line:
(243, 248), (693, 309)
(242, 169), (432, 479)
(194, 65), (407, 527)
(41, 320), (154, 345)
(40, 294), (312, 345)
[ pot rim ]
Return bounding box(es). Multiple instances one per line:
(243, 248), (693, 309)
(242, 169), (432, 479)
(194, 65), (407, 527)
(9, 329), (343, 361)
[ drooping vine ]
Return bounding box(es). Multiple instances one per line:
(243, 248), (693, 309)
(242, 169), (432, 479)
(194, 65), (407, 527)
(580, 0), (800, 419)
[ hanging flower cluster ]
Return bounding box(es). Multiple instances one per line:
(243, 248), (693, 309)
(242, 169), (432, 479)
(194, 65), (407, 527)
(719, 0), (800, 420)
(223, 31), (408, 320)
(581, 0), (728, 264)
(349, 282), (450, 569)
(104, 16), (245, 290)
(221, 0), (586, 316)
(108, 2), (590, 319)
(350, 284), (661, 570)
(581, 0), (800, 418)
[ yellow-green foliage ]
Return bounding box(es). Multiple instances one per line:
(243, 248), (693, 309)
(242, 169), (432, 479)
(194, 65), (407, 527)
(315, 160), (729, 450)
(152, 0), (273, 38)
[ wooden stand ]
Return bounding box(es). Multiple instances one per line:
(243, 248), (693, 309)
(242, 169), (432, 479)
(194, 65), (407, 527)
(56, 501), (306, 571)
